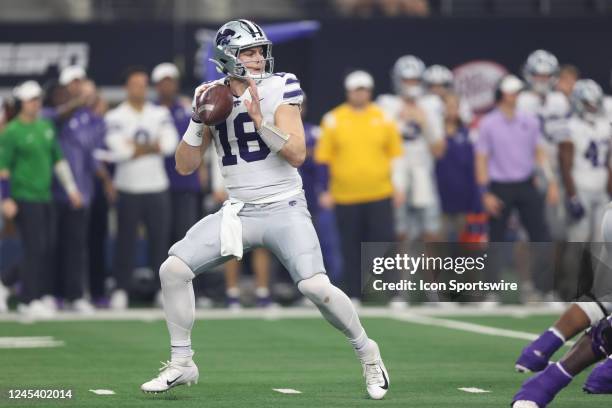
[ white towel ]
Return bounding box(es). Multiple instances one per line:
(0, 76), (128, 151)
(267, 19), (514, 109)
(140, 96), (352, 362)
(219, 188), (303, 261)
(220, 199), (245, 260)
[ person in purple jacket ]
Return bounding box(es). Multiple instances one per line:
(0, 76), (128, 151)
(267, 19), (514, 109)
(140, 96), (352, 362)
(435, 93), (481, 241)
(152, 63), (202, 249)
(46, 67), (114, 312)
(298, 98), (343, 283)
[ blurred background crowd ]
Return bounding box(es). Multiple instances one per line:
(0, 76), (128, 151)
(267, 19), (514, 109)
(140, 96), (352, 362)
(1, 0), (612, 317)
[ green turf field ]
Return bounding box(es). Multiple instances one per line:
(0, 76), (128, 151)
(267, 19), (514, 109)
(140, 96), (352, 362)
(1, 313), (611, 407)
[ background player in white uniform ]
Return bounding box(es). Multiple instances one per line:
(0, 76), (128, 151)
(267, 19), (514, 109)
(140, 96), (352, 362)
(560, 79), (612, 242)
(420, 64), (473, 127)
(104, 68), (178, 309)
(514, 81), (612, 375)
(377, 55), (445, 241)
(604, 73), (612, 124)
(517, 49), (570, 240)
(140, 20), (389, 399)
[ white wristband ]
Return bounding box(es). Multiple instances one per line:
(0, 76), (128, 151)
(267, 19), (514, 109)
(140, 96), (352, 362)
(183, 119), (204, 147)
(257, 121), (290, 153)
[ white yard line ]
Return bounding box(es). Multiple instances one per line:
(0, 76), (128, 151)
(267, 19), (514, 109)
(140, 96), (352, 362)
(89, 389), (115, 395)
(458, 387), (491, 393)
(273, 388), (302, 394)
(0, 336), (64, 348)
(392, 313), (575, 346)
(393, 313), (541, 342)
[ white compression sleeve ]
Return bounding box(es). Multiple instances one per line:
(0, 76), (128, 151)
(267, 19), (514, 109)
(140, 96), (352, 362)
(159, 256), (196, 349)
(298, 274), (368, 350)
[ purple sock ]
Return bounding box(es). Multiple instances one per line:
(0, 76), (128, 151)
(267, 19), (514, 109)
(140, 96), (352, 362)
(535, 329), (565, 357)
(513, 362), (573, 407)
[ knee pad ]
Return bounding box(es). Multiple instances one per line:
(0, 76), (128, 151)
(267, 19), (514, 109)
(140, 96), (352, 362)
(159, 256), (195, 285)
(575, 302), (607, 326)
(297, 273), (333, 305)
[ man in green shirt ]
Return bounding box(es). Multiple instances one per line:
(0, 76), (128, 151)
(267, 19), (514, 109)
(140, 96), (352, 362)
(0, 80), (81, 316)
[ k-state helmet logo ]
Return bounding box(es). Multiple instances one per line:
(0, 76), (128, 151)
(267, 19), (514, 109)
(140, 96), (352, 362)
(216, 29), (237, 46)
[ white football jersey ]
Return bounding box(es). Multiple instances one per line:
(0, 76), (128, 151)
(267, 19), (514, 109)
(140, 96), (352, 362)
(517, 91), (570, 141)
(603, 95), (612, 124)
(105, 102), (178, 193)
(376, 94), (442, 170)
(565, 115), (612, 192)
(517, 90), (570, 174)
(376, 93), (441, 207)
(419, 93), (473, 127)
(206, 73), (304, 202)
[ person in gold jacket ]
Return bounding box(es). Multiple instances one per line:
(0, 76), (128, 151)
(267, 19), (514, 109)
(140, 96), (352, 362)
(315, 70), (403, 301)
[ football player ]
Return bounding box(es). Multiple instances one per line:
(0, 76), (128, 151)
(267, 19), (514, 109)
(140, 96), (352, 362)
(560, 79), (612, 243)
(514, 80), (612, 374)
(140, 20), (389, 399)
(420, 64), (472, 126)
(517, 49), (571, 241)
(377, 55), (445, 242)
(512, 312), (612, 407)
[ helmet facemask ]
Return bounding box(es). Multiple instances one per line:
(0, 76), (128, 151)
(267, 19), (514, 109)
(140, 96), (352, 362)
(523, 50), (560, 95)
(231, 43), (274, 80)
(210, 20), (275, 81)
(571, 79), (604, 122)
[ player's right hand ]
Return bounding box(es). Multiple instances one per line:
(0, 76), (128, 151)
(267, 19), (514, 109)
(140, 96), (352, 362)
(192, 82), (219, 121)
(1, 198), (18, 219)
(193, 82), (217, 104)
(393, 191), (406, 209)
(213, 190), (228, 204)
(318, 191), (334, 210)
(482, 192), (503, 217)
(69, 191), (84, 209)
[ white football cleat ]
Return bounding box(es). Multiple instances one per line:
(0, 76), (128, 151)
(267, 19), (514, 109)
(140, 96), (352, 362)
(110, 289), (128, 310)
(361, 340), (389, 400)
(40, 295), (58, 312)
(512, 400), (539, 408)
(0, 282), (9, 313)
(18, 300), (55, 319)
(70, 298), (95, 314)
(141, 359), (199, 393)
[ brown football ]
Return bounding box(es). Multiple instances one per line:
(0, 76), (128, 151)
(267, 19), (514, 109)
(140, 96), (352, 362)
(196, 84), (234, 125)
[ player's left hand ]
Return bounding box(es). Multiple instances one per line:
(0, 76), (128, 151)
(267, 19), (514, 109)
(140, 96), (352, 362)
(244, 78), (264, 129)
(546, 182), (560, 206)
(69, 191), (84, 209)
(393, 191), (406, 209)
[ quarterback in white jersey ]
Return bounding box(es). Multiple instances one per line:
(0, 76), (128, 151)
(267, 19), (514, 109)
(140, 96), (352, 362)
(376, 55), (445, 241)
(140, 19), (389, 400)
(559, 79), (612, 242)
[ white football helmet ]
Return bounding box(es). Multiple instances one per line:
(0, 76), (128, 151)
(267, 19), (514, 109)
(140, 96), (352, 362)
(571, 79), (603, 121)
(391, 55), (426, 98)
(522, 49), (559, 94)
(423, 64), (454, 88)
(210, 19), (273, 80)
